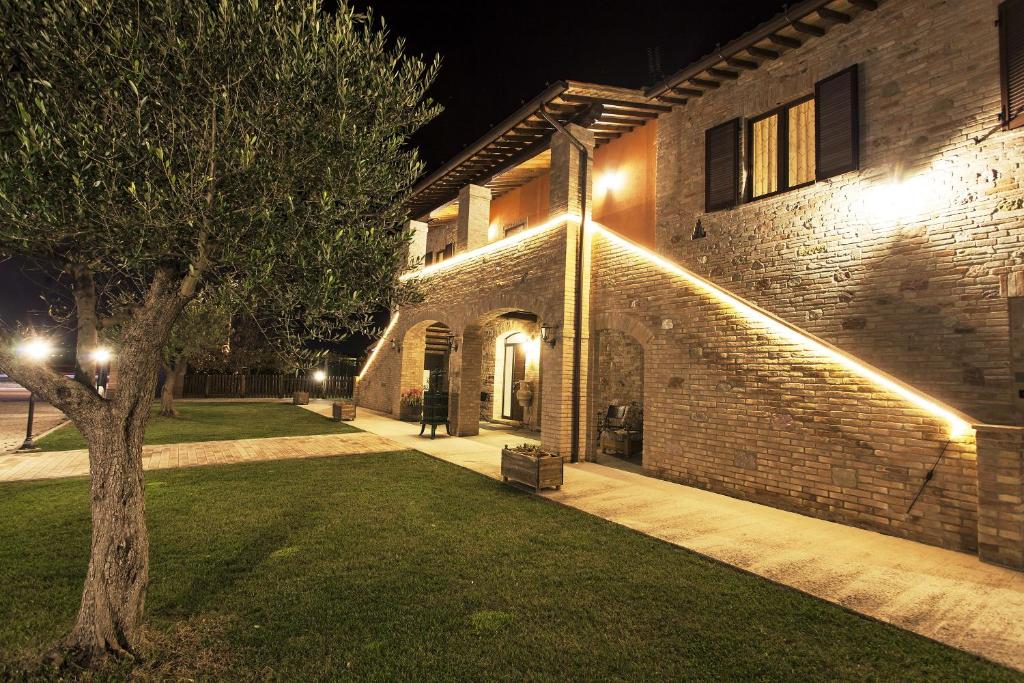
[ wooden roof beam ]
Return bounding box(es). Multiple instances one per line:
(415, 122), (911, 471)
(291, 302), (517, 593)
(769, 34), (802, 49)
(598, 114), (648, 125)
(655, 95), (688, 105)
(671, 86), (704, 97)
(708, 67), (740, 80)
(817, 7), (851, 23)
(557, 93), (672, 112)
(724, 55), (759, 70)
(849, 0), (878, 9)
(690, 77), (721, 89)
(792, 20), (826, 36)
(747, 45), (779, 60)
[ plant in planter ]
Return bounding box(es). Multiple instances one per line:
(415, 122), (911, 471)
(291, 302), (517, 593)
(399, 387), (424, 422)
(501, 442), (563, 492)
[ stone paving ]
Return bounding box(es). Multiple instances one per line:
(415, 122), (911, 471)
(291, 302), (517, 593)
(0, 395), (67, 454)
(0, 431), (403, 482)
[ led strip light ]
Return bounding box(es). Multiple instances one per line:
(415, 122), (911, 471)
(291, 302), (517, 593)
(591, 223), (974, 440)
(356, 312), (400, 381)
(399, 212), (579, 282)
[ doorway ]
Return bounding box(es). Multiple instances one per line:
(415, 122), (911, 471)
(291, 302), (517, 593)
(501, 332), (528, 421)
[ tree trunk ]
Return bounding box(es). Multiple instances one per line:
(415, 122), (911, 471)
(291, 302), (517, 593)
(60, 405), (149, 665)
(70, 265), (99, 389)
(159, 361), (181, 417)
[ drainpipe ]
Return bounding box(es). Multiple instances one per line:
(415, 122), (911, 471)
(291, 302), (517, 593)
(538, 107), (588, 463)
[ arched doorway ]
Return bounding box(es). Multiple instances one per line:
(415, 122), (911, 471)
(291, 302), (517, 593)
(592, 328), (645, 471)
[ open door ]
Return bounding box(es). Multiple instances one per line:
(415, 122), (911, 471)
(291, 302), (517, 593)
(501, 335), (527, 421)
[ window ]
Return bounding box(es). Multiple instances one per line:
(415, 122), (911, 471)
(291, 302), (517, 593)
(1001, 0), (1024, 129)
(703, 64), (860, 210)
(705, 118), (741, 211)
(747, 96), (816, 200)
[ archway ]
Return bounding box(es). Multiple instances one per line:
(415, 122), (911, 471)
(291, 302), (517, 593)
(395, 320), (452, 421)
(591, 328), (645, 472)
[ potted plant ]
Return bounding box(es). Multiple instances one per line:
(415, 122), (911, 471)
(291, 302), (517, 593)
(501, 443), (563, 492)
(399, 387), (423, 422)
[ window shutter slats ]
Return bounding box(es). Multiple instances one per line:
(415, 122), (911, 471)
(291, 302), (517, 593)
(705, 118), (740, 211)
(1001, 0), (1024, 129)
(815, 65), (860, 180)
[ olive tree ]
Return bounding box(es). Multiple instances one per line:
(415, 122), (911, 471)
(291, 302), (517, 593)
(0, 0), (436, 665)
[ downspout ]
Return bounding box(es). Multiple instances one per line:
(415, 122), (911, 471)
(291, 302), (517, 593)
(538, 107), (588, 463)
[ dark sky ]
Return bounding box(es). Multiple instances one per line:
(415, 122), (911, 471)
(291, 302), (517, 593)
(1, 0), (790, 358)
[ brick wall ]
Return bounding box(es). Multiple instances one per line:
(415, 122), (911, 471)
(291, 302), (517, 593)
(590, 229), (979, 552)
(976, 425), (1024, 568)
(593, 329), (645, 413)
(655, 0), (1024, 425)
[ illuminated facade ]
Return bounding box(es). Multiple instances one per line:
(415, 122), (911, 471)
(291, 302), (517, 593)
(358, 0), (1024, 569)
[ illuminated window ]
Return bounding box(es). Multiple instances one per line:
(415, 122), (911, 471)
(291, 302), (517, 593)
(748, 96), (815, 200)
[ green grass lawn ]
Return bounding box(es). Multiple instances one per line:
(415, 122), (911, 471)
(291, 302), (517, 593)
(35, 401), (359, 451)
(0, 452), (1017, 681)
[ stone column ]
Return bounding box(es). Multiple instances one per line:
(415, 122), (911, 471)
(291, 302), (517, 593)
(456, 185), (491, 253)
(406, 219), (428, 270)
(975, 425), (1024, 569)
(448, 326), (483, 436)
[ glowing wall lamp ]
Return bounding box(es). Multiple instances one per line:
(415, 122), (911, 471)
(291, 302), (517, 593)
(595, 169), (625, 195)
(862, 173), (945, 228)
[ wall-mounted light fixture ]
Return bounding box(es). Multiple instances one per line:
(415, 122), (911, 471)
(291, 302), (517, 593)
(389, 338), (402, 353)
(540, 323), (560, 348)
(596, 169), (625, 195)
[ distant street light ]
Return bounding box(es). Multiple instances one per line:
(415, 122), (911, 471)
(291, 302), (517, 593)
(91, 347), (113, 396)
(17, 337), (53, 451)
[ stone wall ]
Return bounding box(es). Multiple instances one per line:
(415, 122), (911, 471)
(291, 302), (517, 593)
(593, 329), (644, 414)
(655, 0), (1024, 425)
(589, 229), (979, 552)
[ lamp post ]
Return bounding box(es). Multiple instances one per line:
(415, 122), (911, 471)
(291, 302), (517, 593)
(313, 369), (327, 399)
(17, 338), (53, 451)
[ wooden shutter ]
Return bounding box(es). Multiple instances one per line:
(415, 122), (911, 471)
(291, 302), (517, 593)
(1001, 0), (1024, 129)
(705, 118), (740, 211)
(815, 65), (860, 180)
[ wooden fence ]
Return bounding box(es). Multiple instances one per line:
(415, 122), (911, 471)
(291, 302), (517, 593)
(180, 374), (354, 399)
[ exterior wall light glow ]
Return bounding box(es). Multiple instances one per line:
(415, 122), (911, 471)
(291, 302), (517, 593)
(357, 312), (400, 381)
(591, 223), (974, 440)
(596, 170), (625, 195)
(862, 173), (946, 228)
(401, 212), (579, 281)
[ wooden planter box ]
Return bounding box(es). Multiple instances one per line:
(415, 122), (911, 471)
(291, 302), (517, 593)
(501, 447), (563, 492)
(332, 400), (356, 421)
(292, 391), (310, 405)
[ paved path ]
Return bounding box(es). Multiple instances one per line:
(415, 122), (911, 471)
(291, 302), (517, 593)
(0, 431), (403, 482)
(334, 405), (1024, 673)
(0, 395), (67, 454)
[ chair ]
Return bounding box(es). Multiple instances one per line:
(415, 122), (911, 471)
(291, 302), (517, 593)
(596, 402), (643, 460)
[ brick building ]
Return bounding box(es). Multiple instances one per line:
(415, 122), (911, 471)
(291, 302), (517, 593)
(357, 0), (1024, 568)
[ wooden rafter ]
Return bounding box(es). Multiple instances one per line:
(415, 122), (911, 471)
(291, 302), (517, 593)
(748, 45), (779, 60)
(671, 86), (704, 97)
(690, 77), (721, 89)
(708, 67), (740, 80)
(725, 55), (759, 70)
(849, 0), (878, 9)
(817, 7), (851, 23)
(769, 33), (802, 48)
(791, 20), (826, 36)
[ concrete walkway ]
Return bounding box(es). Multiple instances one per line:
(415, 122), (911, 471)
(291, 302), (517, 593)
(0, 431), (402, 482)
(331, 405), (1024, 672)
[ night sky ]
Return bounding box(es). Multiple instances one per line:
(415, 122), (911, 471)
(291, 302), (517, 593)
(0, 0), (790, 358)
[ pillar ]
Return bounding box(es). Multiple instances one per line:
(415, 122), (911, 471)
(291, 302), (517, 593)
(456, 184), (491, 253)
(407, 219), (429, 270)
(448, 325), (484, 436)
(976, 425), (1024, 569)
